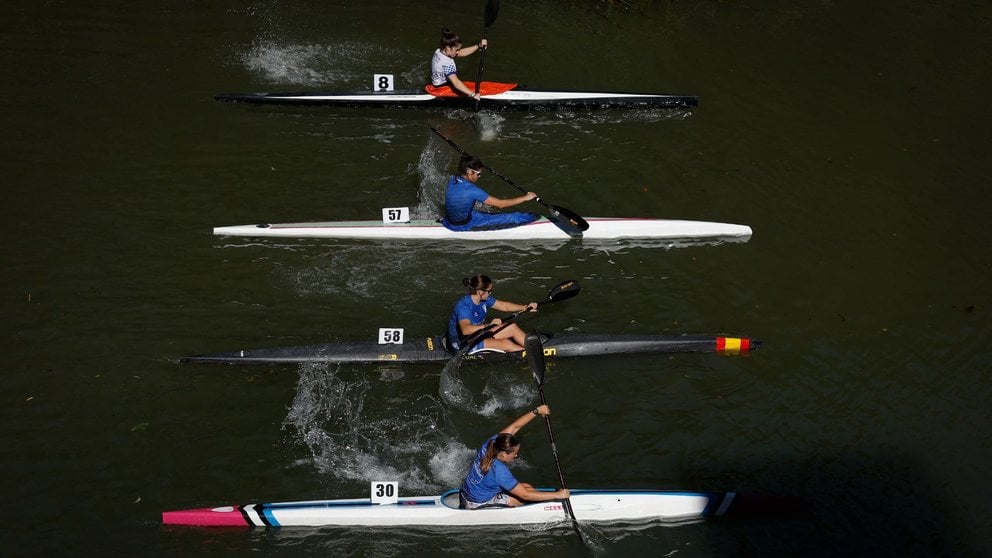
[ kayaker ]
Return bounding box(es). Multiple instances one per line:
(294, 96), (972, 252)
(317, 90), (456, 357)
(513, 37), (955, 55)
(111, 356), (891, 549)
(441, 154), (540, 231)
(460, 404), (571, 509)
(428, 27), (488, 100)
(448, 274), (536, 353)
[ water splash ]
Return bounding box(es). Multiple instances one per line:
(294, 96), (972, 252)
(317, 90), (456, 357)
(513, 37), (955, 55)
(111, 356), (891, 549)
(438, 359), (477, 413)
(240, 39), (411, 87)
(439, 358), (537, 416)
(473, 111), (505, 141)
(284, 361), (471, 491)
(414, 141), (449, 219)
(440, 110), (506, 141)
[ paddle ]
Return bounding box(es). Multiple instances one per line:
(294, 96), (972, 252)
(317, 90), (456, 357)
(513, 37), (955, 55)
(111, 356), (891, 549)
(429, 126), (590, 238)
(525, 333), (584, 540)
(473, 0), (500, 111)
(453, 280), (580, 359)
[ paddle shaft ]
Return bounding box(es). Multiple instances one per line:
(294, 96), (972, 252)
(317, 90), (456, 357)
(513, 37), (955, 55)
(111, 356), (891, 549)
(474, 0), (499, 109)
(537, 386), (579, 523)
(473, 33), (488, 108)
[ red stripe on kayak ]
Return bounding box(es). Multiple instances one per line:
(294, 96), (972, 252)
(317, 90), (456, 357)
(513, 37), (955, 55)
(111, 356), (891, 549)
(424, 82), (518, 97)
(162, 506), (250, 527)
(716, 337), (749, 354)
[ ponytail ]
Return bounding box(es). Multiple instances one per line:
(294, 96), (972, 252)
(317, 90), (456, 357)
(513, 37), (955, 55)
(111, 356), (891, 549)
(480, 433), (518, 475)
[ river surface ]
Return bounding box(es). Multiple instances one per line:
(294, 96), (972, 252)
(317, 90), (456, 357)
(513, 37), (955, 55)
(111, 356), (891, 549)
(2, 1), (990, 556)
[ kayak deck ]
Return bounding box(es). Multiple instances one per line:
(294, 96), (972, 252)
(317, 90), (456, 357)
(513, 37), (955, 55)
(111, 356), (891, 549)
(179, 333), (760, 365)
(212, 217), (752, 242)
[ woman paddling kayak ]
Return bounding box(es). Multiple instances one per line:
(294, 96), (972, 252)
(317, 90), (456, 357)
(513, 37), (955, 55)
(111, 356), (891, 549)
(428, 27), (488, 100)
(447, 275), (536, 352)
(460, 404), (571, 509)
(442, 154), (540, 231)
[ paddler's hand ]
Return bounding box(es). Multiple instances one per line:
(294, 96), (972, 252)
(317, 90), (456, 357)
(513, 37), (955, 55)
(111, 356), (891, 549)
(557, 489), (571, 499)
(479, 38), (488, 50)
(523, 191), (538, 202)
(489, 318), (503, 326)
(525, 302), (538, 312)
(472, 92), (481, 101)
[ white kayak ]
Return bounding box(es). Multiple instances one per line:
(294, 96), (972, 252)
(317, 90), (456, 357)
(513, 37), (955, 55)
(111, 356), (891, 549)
(163, 488), (745, 528)
(212, 217), (753, 242)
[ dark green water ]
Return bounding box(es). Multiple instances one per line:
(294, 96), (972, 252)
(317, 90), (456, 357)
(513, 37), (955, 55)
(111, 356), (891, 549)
(2, 1), (990, 556)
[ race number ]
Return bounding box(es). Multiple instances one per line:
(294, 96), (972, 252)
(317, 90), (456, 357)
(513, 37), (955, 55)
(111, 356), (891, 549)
(373, 73), (394, 92)
(378, 328), (404, 344)
(381, 207), (410, 223)
(371, 481), (399, 505)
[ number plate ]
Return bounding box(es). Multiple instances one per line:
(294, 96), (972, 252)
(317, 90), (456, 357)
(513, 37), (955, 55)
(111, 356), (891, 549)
(371, 481), (399, 504)
(373, 73), (394, 92)
(378, 328), (404, 344)
(382, 207), (410, 223)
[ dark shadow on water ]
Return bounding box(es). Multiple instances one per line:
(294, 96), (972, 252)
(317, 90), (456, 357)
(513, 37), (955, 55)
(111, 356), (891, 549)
(665, 448), (982, 557)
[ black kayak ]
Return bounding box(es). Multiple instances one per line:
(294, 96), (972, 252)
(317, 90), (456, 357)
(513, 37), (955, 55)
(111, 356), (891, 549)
(179, 332), (759, 365)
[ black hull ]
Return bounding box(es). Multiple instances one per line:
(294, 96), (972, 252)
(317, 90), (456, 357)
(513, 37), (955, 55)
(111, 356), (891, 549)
(179, 333), (759, 365)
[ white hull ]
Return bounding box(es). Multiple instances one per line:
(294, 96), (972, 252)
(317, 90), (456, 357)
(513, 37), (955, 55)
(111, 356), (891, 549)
(213, 88), (698, 110)
(163, 489), (738, 528)
(253, 90), (681, 104)
(213, 217), (752, 241)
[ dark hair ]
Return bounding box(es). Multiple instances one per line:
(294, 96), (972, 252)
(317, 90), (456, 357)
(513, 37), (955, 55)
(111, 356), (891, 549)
(457, 154), (484, 175)
(439, 27), (462, 49)
(462, 275), (493, 293)
(480, 433), (519, 475)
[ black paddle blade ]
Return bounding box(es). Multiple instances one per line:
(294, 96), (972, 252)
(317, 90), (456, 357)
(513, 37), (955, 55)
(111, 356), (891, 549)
(545, 207), (584, 238)
(549, 204), (590, 232)
(484, 0), (500, 28)
(525, 333), (546, 387)
(546, 280), (581, 304)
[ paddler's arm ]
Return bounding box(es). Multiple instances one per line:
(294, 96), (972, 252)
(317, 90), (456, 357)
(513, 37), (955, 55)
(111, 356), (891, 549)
(446, 74), (480, 100)
(458, 317), (490, 337)
(492, 300), (537, 313)
(483, 192), (537, 209)
(455, 39), (487, 57)
(500, 404), (550, 436)
(509, 483), (571, 503)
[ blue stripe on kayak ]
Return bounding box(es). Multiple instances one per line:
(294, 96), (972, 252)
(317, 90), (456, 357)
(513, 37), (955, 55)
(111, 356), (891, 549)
(254, 489), (733, 516)
(262, 499), (438, 510)
(701, 492), (736, 517)
(261, 506), (280, 527)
